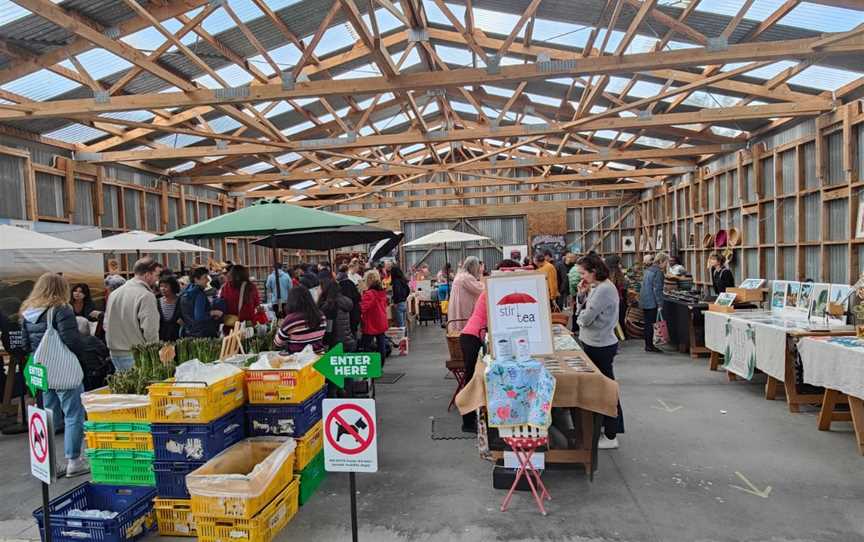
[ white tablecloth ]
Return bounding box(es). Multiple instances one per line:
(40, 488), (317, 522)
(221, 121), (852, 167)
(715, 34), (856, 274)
(797, 336), (864, 400)
(704, 311), (802, 381)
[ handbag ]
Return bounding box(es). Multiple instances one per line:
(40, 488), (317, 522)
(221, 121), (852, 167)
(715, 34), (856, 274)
(653, 308), (670, 347)
(33, 307), (84, 390)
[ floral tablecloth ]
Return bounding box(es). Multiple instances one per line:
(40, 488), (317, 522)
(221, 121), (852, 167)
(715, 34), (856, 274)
(797, 336), (864, 400)
(484, 360), (556, 429)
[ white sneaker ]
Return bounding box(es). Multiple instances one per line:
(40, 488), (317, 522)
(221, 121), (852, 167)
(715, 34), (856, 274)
(66, 456), (90, 478)
(598, 435), (619, 450)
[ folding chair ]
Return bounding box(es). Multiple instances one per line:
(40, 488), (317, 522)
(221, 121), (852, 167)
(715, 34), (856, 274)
(499, 425), (551, 515)
(445, 319), (468, 411)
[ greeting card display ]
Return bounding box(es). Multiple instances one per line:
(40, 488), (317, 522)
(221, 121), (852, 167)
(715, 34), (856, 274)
(485, 271), (554, 358)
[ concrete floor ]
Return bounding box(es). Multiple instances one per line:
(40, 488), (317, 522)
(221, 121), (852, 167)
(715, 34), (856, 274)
(1, 326), (863, 542)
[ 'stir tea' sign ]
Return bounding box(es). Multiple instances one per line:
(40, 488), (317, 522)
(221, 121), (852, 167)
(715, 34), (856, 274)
(485, 271), (554, 357)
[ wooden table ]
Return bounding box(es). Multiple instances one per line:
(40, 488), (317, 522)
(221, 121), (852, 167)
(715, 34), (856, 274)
(797, 336), (864, 455)
(458, 348), (618, 476)
(704, 310), (853, 412)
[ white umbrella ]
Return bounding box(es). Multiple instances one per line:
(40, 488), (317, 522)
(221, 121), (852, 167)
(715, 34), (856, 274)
(61, 230), (212, 255)
(402, 229), (489, 247)
(403, 229), (491, 297)
(0, 224), (84, 250)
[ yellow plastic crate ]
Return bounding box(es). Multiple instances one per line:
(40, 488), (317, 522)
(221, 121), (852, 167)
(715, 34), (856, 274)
(154, 498), (196, 537)
(244, 363), (324, 404)
(82, 388), (149, 423)
(148, 373), (245, 424)
(189, 444), (295, 520)
(85, 431), (153, 452)
(294, 421), (323, 471)
(195, 480), (299, 542)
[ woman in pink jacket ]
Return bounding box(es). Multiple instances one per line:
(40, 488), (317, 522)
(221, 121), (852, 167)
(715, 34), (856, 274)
(447, 256), (484, 333)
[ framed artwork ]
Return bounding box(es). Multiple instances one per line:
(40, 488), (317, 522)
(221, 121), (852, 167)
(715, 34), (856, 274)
(809, 283), (830, 319)
(856, 202), (864, 238)
(770, 281), (787, 310)
(797, 282), (815, 311)
(656, 229), (664, 250)
(502, 245), (528, 262)
(739, 278), (764, 289)
(785, 281), (800, 308)
(485, 271), (553, 358)
(829, 284), (853, 308)
(715, 292), (737, 307)
(622, 235), (635, 253)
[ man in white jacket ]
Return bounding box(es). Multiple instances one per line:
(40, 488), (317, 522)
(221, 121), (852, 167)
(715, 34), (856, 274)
(104, 257), (160, 371)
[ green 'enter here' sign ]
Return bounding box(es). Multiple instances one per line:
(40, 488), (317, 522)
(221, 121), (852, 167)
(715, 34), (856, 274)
(313, 343), (382, 389)
(24, 355), (48, 397)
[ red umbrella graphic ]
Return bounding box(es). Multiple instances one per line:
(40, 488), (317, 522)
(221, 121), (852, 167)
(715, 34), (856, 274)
(498, 292), (537, 305)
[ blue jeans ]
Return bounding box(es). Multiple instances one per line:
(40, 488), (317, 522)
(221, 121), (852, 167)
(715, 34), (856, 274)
(110, 352), (135, 372)
(393, 302), (407, 328)
(43, 384), (85, 459)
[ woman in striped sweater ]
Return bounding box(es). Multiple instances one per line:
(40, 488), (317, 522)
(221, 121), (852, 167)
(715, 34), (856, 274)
(274, 286), (327, 354)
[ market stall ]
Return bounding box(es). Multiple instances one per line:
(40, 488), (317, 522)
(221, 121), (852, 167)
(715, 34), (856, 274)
(456, 328), (619, 474)
(663, 292), (757, 357)
(703, 279), (855, 412)
(797, 336), (864, 455)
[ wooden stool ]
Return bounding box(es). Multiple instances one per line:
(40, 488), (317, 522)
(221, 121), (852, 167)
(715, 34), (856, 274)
(499, 425), (551, 515)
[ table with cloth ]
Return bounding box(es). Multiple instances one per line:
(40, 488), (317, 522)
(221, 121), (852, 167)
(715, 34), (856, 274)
(797, 336), (864, 455)
(664, 298), (757, 357)
(456, 326), (619, 475)
(704, 310), (853, 411)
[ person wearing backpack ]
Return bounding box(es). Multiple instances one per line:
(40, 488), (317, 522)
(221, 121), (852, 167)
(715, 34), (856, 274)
(179, 267), (222, 338)
(20, 273), (89, 478)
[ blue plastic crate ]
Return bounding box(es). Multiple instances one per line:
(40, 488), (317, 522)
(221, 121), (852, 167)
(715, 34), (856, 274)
(33, 483), (156, 542)
(151, 407), (245, 462)
(245, 387), (326, 437)
(153, 461), (204, 499)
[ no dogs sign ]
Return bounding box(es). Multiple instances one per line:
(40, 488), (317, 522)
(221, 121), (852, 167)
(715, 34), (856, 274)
(322, 399), (378, 473)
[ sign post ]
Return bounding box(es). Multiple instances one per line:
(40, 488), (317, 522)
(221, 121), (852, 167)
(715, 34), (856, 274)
(314, 343), (381, 542)
(322, 399), (378, 542)
(28, 358), (55, 542)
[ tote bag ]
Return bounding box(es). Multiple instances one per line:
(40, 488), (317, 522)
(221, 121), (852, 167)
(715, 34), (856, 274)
(33, 307), (84, 390)
(653, 308), (670, 347)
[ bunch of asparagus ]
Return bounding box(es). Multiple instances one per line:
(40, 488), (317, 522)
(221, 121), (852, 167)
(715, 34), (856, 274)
(241, 325), (278, 355)
(174, 337), (222, 364)
(107, 342), (177, 395)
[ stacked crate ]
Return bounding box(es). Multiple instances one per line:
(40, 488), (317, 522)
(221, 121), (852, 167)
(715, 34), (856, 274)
(148, 373), (247, 537)
(188, 439), (299, 542)
(82, 388), (155, 488)
(244, 358), (327, 506)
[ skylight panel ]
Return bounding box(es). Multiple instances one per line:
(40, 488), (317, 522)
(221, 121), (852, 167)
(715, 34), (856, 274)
(634, 136), (675, 149)
(1, 69), (78, 101)
(433, 44), (474, 67)
(100, 111), (154, 123)
(531, 18), (591, 48)
(789, 65), (863, 91)
(363, 8), (406, 33)
(156, 133), (205, 148)
(268, 43), (302, 68)
(214, 64), (254, 86)
(44, 123), (107, 144)
(276, 152), (300, 163)
(240, 162), (274, 174)
(317, 25), (359, 56)
(525, 93), (559, 107)
(209, 116), (243, 133)
(283, 120), (315, 135)
(743, 60), (798, 80)
(172, 161), (196, 172)
(201, 9), (234, 34)
(681, 90), (738, 108)
(627, 80), (666, 99)
(712, 126), (744, 137)
(122, 25), (168, 51)
(392, 47), (422, 69)
(57, 49), (132, 81)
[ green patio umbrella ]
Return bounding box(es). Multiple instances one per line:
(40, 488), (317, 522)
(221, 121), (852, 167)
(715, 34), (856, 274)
(154, 198), (372, 240)
(154, 199), (373, 311)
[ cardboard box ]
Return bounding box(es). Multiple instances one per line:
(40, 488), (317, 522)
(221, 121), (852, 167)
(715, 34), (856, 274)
(727, 287), (765, 303)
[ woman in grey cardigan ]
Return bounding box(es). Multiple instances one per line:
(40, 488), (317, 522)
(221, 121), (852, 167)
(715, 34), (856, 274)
(575, 253), (624, 450)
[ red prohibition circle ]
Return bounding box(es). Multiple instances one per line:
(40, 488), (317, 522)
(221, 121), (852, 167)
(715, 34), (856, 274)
(29, 412), (48, 463)
(325, 403), (375, 455)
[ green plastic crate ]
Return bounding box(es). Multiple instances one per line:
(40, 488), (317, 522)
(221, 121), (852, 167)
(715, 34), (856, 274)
(298, 451), (326, 506)
(84, 421), (151, 433)
(86, 449), (156, 487)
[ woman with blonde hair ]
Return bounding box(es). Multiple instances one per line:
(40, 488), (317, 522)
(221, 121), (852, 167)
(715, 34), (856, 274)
(20, 273), (89, 477)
